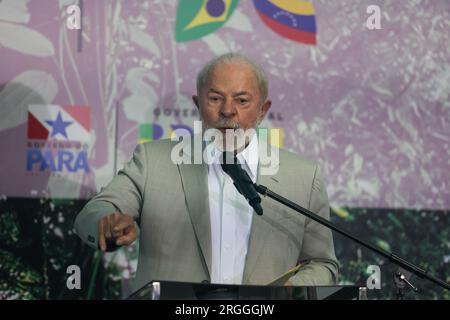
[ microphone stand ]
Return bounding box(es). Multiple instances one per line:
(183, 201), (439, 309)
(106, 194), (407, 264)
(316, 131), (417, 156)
(253, 183), (450, 297)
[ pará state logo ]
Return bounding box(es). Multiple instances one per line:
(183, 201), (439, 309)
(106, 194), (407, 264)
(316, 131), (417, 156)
(176, 0), (239, 42)
(253, 0), (317, 45)
(26, 105), (91, 174)
(28, 105), (90, 142)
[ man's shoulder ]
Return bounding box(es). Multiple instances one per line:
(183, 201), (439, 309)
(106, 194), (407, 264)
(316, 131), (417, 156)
(274, 147), (322, 188)
(278, 147), (318, 171)
(136, 138), (178, 154)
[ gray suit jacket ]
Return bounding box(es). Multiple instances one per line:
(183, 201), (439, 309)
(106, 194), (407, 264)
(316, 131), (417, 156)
(75, 138), (339, 290)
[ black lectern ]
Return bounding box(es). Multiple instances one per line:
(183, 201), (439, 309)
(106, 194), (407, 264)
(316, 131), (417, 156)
(127, 281), (365, 300)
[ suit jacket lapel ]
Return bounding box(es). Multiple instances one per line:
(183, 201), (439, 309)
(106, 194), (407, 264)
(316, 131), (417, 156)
(177, 149), (212, 280)
(242, 159), (282, 283)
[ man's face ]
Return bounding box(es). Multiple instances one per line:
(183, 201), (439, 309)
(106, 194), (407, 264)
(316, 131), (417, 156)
(193, 62), (271, 136)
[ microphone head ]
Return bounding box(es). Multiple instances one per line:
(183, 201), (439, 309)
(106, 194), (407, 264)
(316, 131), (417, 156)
(221, 151), (238, 164)
(219, 151), (264, 215)
(220, 152), (239, 174)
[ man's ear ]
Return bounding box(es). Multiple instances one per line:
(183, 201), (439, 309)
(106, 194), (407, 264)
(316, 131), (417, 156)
(192, 95), (200, 110)
(258, 99), (272, 123)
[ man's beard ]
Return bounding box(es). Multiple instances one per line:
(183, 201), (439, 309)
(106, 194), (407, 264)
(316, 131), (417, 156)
(202, 116), (260, 153)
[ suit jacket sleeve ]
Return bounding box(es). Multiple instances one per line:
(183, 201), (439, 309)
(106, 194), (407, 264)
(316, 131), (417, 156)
(289, 164), (339, 285)
(74, 144), (147, 249)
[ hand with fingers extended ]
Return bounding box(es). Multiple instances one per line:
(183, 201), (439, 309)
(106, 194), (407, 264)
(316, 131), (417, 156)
(98, 212), (137, 251)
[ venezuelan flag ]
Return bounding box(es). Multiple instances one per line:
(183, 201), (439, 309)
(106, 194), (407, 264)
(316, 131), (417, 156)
(253, 0), (317, 45)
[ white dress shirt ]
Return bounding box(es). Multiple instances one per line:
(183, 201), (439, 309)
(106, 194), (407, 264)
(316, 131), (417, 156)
(205, 134), (259, 284)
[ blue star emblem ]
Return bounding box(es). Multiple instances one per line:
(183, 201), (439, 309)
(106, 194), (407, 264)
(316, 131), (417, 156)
(46, 111), (73, 139)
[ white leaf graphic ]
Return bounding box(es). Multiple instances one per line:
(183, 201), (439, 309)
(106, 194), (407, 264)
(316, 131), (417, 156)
(0, 70), (58, 130)
(58, 0), (76, 9)
(123, 94), (156, 123)
(202, 33), (230, 56)
(123, 67), (159, 123)
(0, 0), (30, 23)
(225, 9), (253, 32)
(126, 67), (160, 96)
(128, 25), (161, 58)
(0, 21), (55, 57)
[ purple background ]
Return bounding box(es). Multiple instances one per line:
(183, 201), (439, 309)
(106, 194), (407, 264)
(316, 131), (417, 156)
(0, 0), (449, 209)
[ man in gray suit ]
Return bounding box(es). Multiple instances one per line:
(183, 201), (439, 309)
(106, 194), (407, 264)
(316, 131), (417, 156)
(75, 53), (338, 289)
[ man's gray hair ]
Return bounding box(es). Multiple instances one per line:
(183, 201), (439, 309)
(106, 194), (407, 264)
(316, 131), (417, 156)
(196, 52), (269, 102)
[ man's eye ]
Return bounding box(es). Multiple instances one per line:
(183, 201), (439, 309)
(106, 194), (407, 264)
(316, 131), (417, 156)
(209, 96), (221, 102)
(238, 99), (248, 104)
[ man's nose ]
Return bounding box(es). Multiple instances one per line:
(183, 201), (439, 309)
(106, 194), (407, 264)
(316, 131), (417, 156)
(220, 99), (237, 118)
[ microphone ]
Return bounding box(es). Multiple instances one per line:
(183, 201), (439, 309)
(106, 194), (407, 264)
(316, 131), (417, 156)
(220, 152), (263, 215)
